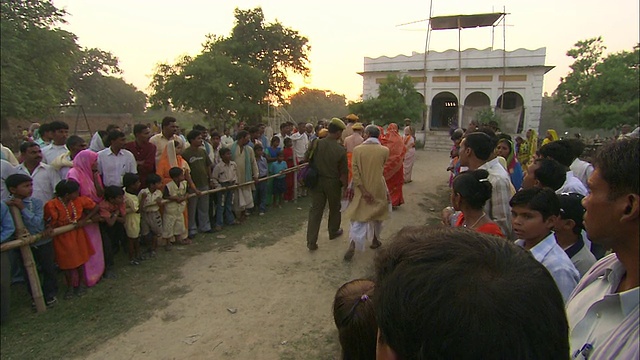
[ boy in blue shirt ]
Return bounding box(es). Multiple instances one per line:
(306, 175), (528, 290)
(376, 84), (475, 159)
(1, 201), (15, 323)
(510, 187), (580, 301)
(253, 144), (269, 215)
(269, 151), (288, 208)
(5, 174), (57, 307)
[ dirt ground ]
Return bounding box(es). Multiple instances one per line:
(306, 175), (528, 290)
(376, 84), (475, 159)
(83, 150), (451, 360)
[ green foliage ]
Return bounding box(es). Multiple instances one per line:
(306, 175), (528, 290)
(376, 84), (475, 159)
(1, 0), (79, 120)
(286, 88), (347, 122)
(555, 38), (640, 129)
(204, 7), (310, 104)
(475, 108), (502, 126)
(348, 75), (424, 125)
(75, 76), (147, 114)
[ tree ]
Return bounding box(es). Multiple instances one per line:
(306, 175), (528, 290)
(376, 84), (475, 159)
(1, 0), (79, 121)
(286, 88), (348, 122)
(75, 76), (147, 115)
(348, 75), (425, 124)
(555, 38), (640, 129)
(205, 7), (310, 104)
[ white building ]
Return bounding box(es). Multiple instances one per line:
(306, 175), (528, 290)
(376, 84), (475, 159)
(360, 47), (553, 135)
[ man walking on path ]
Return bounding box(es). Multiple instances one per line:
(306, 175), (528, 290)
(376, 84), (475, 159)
(306, 118), (348, 251)
(342, 125), (389, 261)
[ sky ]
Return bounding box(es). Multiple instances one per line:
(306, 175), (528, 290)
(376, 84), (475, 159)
(54, 0), (639, 102)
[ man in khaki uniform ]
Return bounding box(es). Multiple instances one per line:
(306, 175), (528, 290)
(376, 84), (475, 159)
(340, 113), (359, 142)
(306, 118), (348, 251)
(343, 125), (389, 261)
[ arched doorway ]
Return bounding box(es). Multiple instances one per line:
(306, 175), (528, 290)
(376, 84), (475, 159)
(430, 92), (458, 129)
(496, 91), (525, 133)
(462, 91), (490, 129)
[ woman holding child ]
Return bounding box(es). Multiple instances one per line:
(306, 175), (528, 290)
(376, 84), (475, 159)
(157, 140), (195, 231)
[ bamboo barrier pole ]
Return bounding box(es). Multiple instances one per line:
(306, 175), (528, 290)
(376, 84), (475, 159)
(0, 163), (309, 253)
(7, 205), (46, 313)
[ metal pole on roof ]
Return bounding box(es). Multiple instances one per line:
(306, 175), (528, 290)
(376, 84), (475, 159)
(458, 17), (463, 129)
(422, 0), (433, 131)
(501, 8), (506, 111)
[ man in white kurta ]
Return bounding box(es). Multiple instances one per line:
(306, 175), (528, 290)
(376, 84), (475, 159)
(230, 131), (258, 222)
(343, 125), (389, 261)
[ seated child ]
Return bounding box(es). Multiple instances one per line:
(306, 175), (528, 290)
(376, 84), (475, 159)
(163, 167), (189, 248)
(44, 179), (100, 300)
(332, 279), (377, 360)
(253, 144), (268, 216)
(450, 170), (504, 237)
(98, 185), (127, 279)
(123, 173), (143, 265)
(269, 151), (288, 208)
(510, 187), (580, 301)
(1, 201), (14, 323)
(211, 148), (238, 231)
(554, 193), (596, 277)
(5, 174), (58, 306)
(139, 173), (163, 258)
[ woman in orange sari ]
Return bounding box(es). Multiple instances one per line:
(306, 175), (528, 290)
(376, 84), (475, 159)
(383, 123), (406, 207)
(156, 140), (196, 234)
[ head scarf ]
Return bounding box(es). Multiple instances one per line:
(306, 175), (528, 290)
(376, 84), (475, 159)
(67, 150), (103, 203)
(498, 139), (518, 172)
(383, 123), (406, 179)
(542, 129), (559, 146)
(157, 140), (184, 185)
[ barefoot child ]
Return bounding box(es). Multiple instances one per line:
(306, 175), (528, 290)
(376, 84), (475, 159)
(98, 186), (127, 278)
(269, 151), (287, 208)
(44, 179), (100, 300)
(163, 167), (189, 248)
(139, 173), (163, 258)
(123, 173), (143, 265)
(211, 148), (238, 231)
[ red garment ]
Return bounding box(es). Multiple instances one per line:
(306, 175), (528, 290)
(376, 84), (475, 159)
(124, 140), (156, 188)
(98, 200), (126, 220)
(455, 214), (505, 237)
(383, 124), (406, 207)
(283, 147), (295, 201)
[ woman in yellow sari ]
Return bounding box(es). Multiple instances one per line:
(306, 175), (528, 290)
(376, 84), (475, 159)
(541, 129), (559, 146)
(157, 140), (197, 236)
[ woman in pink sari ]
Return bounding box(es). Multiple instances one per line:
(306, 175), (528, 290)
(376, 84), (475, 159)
(67, 150), (105, 287)
(383, 123), (406, 207)
(403, 126), (416, 183)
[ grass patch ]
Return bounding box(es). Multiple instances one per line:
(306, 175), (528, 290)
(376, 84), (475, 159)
(0, 197), (311, 360)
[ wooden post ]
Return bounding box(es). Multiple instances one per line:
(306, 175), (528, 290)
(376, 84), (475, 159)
(8, 205), (46, 313)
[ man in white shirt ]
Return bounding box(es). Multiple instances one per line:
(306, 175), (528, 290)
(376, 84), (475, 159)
(220, 128), (234, 149)
(41, 121), (69, 164)
(565, 138), (639, 359)
(567, 139), (593, 190)
(149, 116), (183, 164)
(0, 142), (19, 166)
(539, 140), (589, 196)
(458, 132), (515, 238)
(15, 142), (60, 204)
(275, 122), (293, 150)
(0, 159), (16, 201)
(89, 124), (120, 152)
(97, 130), (137, 187)
(290, 122), (309, 163)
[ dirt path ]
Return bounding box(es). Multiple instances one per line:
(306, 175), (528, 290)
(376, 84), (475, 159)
(84, 150), (451, 360)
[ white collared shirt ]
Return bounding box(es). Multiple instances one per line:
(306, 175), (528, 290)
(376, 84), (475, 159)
(1, 160), (16, 201)
(570, 158), (593, 190)
(15, 162), (61, 204)
(289, 132), (309, 160)
(557, 171), (589, 196)
(97, 147), (137, 187)
(478, 157), (515, 238)
(41, 144), (68, 165)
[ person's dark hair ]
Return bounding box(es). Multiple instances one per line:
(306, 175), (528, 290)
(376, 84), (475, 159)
(276, 150), (284, 158)
(315, 124), (323, 133)
(270, 136), (280, 145)
(452, 169), (493, 209)
(558, 193), (586, 235)
(236, 130), (249, 141)
(463, 132), (494, 160)
(133, 123), (148, 135)
(54, 179), (80, 197)
(539, 140), (574, 168)
(123, 173), (140, 188)
(497, 133), (512, 142)
(107, 130), (126, 144)
(328, 123), (343, 134)
(532, 158), (566, 191)
(19, 141), (39, 154)
(283, 137), (292, 146)
(49, 121), (69, 132)
(38, 123), (51, 134)
(65, 135), (85, 149)
(509, 187), (561, 220)
(192, 124), (207, 132)
(476, 126), (499, 148)
(249, 126), (260, 134)
(254, 144), (263, 151)
(219, 147), (231, 157)
(105, 124), (120, 132)
(146, 173), (162, 186)
(186, 130), (201, 142)
(210, 131), (220, 139)
(279, 122), (288, 130)
(594, 138), (639, 198)
(161, 116), (176, 128)
(364, 125), (380, 138)
(565, 139), (586, 160)
(374, 227), (569, 359)
(333, 279), (377, 360)
(104, 185), (124, 200)
(5, 174), (32, 190)
(169, 167), (183, 179)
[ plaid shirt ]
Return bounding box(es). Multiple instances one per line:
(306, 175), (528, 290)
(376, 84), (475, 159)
(478, 158), (515, 239)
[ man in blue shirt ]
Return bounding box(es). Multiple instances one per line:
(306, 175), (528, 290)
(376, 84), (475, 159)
(1, 201), (15, 323)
